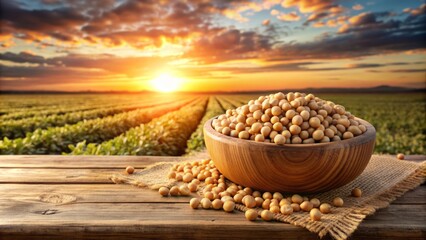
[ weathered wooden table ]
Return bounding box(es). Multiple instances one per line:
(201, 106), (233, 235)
(0, 155), (424, 239)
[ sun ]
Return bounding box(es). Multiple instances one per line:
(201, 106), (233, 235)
(150, 73), (182, 92)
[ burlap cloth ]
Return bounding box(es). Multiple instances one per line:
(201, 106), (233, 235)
(110, 155), (426, 240)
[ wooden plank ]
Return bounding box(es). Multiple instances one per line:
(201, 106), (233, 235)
(0, 155), (190, 169)
(0, 184), (190, 203)
(0, 184), (423, 205)
(0, 154), (421, 169)
(0, 202), (424, 240)
(0, 202), (318, 239)
(392, 185), (426, 205)
(0, 168), (118, 183)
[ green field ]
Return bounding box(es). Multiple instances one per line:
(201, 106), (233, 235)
(0, 93), (424, 155)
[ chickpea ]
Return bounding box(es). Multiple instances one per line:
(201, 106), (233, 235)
(343, 131), (354, 139)
(201, 198), (212, 209)
(271, 106), (282, 116)
(212, 199), (224, 210)
(169, 186), (180, 196)
(333, 197), (344, 207)
(312, 130), (324, 141)
(292, 115), (303, 126)
(280, 204), (293, 215)
(262, 192), (272, 200)
(245, 209), (258, 221)
(285, 109), (296, 119)
(310, 198), (321, 208)
(351, 187), (362, 197)
(291, 203), (301, 212)
(183, 173), (193, 183)
(274, 134), (286, 145)
(291, 194), (303, 204)
(168, 171), (176, 179)
(319, 203), (331, 214)
(126, 166), (135, 174)
(189, 198), (200, 209)
(269, 205), (280, 213)
(238, 131), (250, 139)
(310, 208), (322, 221)
(243, 195), (256, 208)
(300, 110), (310, 121)
(279, 199), (291, 206)
(255, 197), (264, 207)
(309, 117), (321, 128)
(251, 191), (262, 198)
(397, 153), (405, 160)
(273, 192), (283, 201)
(223, 200), (235, 212)
(188, 182), (197, 192)
(260, 126), (271, 137)
(158, 187), (169, 197)
(179, 185), (191, 196)
(261, 210), (274, 221)
(300, 201), (313, 212)
(289, 125), (301, 135)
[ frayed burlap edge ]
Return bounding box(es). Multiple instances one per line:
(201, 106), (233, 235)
(109, 159), (426, 240)
(110, 161), (179, 190)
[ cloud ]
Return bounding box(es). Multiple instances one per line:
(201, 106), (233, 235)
(185, 29), (275, 63)
(269, 24), (426, 61)
(403, 4), (426, 16)
(338, 11), (401, 33)
(1, 1), (88, 42)
(0, 51), (45, 64)
(281, 0), (335, 13)
(305, 12), (329, 25)
(0, 51), (172, 77)
(262, 19), (271, 26)
(348, 12), (377, 25)
(277, 12), (301, 21)
(352, 4), (364, 11)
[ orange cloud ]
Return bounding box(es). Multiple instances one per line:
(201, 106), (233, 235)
(277, 12), (301, 21)
(403, 4), (426, 16)
(262, 19), (271, 26)
(352, 4), (364, 11)
(313, 22), (325, 28)
(281, 0), (334, 13)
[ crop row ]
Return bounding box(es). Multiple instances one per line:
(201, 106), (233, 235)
(0, 98), (149, 121)
(70, 98), (208, 155)
(0, 97), (198, 154)
(185, 97), (225, 154)
(0, 97), (181, 139)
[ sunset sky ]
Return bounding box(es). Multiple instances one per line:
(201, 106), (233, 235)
(0, 0), (425, 92)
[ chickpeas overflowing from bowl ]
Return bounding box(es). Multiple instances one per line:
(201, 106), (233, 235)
(212, 92), (367, 145)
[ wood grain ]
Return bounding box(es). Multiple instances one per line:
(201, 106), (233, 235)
(0, 202), (424, 240)
(0, 155), (423, 240)
(0, 184), (192, 203)
(0, 168), (118, 183)
(204, 117), (376, 193)
(0, 155), (190, 169)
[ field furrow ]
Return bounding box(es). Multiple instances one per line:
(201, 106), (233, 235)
(70, 98), (208, 156)
(0, 97), (197, 154)
(0, 97), (182, 139)
(185, 96), (225, 154)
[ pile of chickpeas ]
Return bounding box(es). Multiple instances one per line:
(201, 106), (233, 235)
(155, 159), (363, 222)
(212, 92), (367, 145)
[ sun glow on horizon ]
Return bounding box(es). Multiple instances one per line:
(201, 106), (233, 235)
(150, 73), (182, 92)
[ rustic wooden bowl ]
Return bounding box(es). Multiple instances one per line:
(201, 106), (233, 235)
(204, 117), (376, 193)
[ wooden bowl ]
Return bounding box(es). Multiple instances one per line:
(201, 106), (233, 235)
(204, 117), (376, 193)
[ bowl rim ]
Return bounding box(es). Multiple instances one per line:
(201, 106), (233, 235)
(204, 116), (376, 149)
